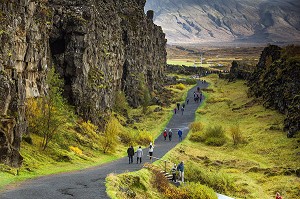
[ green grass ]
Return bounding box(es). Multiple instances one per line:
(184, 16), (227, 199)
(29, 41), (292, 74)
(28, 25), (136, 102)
(110, 74), (300, 199)
(167, 59), (211, 67)
(0, 80), (194, 192)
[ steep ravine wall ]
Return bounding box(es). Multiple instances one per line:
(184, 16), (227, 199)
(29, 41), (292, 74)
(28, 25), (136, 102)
(0, 0), (167, 167)
(248, 45), (300, 136)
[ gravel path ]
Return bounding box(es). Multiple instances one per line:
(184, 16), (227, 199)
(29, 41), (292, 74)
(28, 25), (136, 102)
(0, 81), (208, 199)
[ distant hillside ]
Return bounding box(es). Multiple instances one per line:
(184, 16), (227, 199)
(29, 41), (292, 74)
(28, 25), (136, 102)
(145, 0), (300, 44)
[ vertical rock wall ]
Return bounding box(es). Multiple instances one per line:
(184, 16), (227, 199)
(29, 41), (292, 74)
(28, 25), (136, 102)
(0, 0), (52, 167)
(0, 0), (167, 166)
(248, 45), (300, 136)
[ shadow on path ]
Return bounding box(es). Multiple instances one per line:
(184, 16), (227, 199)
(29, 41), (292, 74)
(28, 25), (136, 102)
(0, 81), (208, 199)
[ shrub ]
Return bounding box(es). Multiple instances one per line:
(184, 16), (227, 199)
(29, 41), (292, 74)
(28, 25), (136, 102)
(185, 162), (235, 194)
(69, 146), (83, 155)
(135, 130), (153, 145)
(175, 83), (186, 90)
(119, 130), (134, 145)
(99, 117), (120, 153)
(189, 122), (204, 132)
(113, 91), (129, 115)
(189, 132), (205, 142)
(185, 78), (197, 85)
(230, 126), (245, 145)
(203, 125), (227, 146)
(182, 182), (218, 199)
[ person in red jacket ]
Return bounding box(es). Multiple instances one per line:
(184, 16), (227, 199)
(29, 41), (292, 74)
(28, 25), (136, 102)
(163, 129), (167, 141)
(276, 192), (282, 199)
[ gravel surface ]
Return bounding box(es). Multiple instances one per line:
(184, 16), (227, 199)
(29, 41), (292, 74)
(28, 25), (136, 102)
(0, 81), (208, 199)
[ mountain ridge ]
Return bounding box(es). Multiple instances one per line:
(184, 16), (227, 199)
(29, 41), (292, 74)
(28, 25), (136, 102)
(145, 0), (300, 44)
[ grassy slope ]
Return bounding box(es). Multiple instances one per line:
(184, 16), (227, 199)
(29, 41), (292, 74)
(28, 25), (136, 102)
(173, 75), (299, 198)
(106, 74), (300, 199)
(0, 83), (193, 191)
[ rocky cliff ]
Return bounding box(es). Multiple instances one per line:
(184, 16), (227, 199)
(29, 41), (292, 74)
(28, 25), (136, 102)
(0, 0), (166, 167)
(248, 45), (300, 137)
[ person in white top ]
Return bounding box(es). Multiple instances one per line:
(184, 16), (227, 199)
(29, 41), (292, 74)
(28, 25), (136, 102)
(136, 146), (143, 164)
(148, 142), (154, 160)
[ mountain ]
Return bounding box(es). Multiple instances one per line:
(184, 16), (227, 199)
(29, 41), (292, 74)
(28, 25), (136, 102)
(145, 0), (300, 44)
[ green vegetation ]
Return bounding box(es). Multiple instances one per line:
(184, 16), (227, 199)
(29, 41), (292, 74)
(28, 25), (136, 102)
(107, 74), (300, 199)
(0, 70), (194, 191)
(106, 166), (217, 199)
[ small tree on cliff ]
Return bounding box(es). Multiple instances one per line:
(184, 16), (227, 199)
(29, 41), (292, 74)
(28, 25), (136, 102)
(39, 68), (69, 150)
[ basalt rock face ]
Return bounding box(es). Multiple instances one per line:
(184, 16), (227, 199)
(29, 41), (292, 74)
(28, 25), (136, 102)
(225, 61), (254, 81)
(49, 0), (166, 121)
(0, 0), (51, 167)
(0, 0), (166, 166)
(248, 45), (300, 136)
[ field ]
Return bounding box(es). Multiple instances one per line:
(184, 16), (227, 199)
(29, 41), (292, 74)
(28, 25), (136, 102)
(167, 45), (263, 71)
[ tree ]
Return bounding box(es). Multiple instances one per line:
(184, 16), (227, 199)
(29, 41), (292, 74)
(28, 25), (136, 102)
(38, 68), (68, 150)
(100, 117), (120, 153)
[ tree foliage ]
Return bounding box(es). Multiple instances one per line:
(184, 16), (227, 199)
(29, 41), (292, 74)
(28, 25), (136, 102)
(26, 68), (69, 150)
(100, 117), (120, 153)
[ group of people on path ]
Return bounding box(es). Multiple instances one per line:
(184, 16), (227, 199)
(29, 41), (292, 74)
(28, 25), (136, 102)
(175, 102), (185, 115)
(193, 86), (203, 103)
(163, 128), (183, 142)
(127, 143), (154, 164)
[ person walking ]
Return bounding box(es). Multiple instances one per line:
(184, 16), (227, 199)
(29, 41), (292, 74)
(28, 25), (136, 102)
(174, 108), (177, 114)
(127, 146), (134, 164)
(276, 192), (282, 199)
(182, 103), (185, 109)
(181, 106), (184, 115)
(186, 98), (189, 105)
(168, 129), (173, 141)
(148, 143), (154, 161)
(163, 129), (167, 141)
(171, 164), (177, 182)
(176, 102), (180, 110)
(178, 129), (183, 141)
(136, 146), (143, 164)
(177, 161), (184, 182)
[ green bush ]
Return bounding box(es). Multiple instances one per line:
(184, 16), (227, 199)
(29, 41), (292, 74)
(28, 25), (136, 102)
(203, 125), (227, 146)
(185, 162), (235, 194)
(189, 122), (204, 132)
(135, 130), (153, 146)
(189, 132), (205, 142)
(230, 126), (245, 145)
(182, 182), (218, 199)
(185, 78), (197, 85)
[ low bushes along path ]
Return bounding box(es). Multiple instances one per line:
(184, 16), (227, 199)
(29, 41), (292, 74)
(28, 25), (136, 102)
(0, 81), (210, 199)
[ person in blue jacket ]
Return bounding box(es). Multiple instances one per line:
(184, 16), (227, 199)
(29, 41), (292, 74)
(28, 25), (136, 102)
(178, 129), (183, 141)
(177, 161), (184, 182)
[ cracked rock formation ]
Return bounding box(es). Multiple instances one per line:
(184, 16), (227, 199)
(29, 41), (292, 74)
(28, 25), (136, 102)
(0, 0), (166, 166)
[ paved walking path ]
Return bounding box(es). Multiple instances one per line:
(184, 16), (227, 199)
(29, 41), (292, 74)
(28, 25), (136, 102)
(0, 81), (215, 199)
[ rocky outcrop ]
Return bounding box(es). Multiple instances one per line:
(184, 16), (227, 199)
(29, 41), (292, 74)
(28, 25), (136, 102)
(0, 0), (51, 167)
(224, 61), (254, 81)
(248, 45), (300, 136)
(0, 0), (166, 166)
(165, 64), (208, 76)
